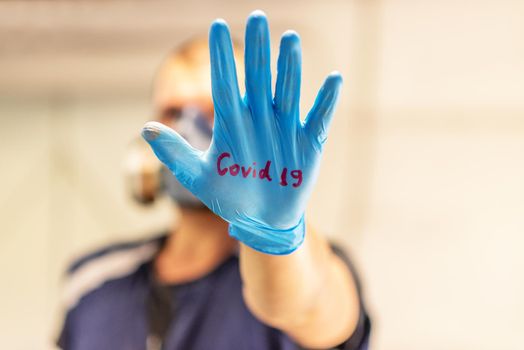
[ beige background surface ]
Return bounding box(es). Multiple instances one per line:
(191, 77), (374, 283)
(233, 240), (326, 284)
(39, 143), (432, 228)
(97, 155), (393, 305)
(0, 0), (523, 349)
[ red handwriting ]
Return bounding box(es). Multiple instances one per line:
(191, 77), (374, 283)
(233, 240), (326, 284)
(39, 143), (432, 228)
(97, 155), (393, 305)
(217, 152), (302, 188)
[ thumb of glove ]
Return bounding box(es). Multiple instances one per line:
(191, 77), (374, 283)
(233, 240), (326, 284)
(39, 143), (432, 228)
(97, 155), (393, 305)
(142, 121), (203, 190)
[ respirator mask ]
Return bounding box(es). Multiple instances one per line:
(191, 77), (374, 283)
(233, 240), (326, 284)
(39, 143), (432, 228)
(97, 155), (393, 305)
(124, 105), (213, 208)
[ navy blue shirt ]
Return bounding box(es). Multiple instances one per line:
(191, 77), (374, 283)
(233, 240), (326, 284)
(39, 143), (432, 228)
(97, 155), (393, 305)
(58, 234), (371, 350)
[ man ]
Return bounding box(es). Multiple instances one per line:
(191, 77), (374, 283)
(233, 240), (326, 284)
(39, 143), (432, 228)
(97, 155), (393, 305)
(58, 10), (371, 350)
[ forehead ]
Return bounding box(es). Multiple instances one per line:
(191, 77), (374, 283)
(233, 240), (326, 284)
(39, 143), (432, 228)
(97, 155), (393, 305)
(154, 52), (213, 109)
(152, 40), (244, 112)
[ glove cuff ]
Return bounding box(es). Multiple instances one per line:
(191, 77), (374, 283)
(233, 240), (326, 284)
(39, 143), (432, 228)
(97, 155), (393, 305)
(228, 216), (305, 255)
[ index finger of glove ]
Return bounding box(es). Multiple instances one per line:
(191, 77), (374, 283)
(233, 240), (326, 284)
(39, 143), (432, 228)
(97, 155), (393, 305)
(209, 19), (243, 124)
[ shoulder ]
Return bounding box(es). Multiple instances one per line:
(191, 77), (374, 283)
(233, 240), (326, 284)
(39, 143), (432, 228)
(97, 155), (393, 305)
(61, 234), (166, 311)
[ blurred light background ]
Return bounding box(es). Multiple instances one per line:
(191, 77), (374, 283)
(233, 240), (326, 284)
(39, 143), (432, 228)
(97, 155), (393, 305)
(0, 0), (523, 349)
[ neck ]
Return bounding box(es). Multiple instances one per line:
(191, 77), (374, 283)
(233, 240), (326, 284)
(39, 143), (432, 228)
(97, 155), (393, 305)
(154, 206), (236, 284)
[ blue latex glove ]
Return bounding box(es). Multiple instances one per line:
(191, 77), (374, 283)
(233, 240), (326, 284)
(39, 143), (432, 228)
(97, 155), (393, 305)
(142, 10), (342, 255)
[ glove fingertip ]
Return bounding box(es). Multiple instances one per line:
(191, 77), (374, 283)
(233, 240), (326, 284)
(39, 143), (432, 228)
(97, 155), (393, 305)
(325, 71), (343, 88)
(281, 30), (301, 46)
(248, 9), (268, 22)
(141, 121), (164, 141)
(211, 18), (228, 28)
(209, 19), (230, 43)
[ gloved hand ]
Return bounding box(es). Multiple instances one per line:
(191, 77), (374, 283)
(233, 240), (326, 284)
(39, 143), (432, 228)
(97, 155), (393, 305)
(142, 10), (342, 255)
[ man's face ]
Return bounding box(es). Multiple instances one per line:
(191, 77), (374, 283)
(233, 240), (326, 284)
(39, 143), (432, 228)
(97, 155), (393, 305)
(146, 54), (215, 206)
(152, 41), (243, 149)
(153, 49), (215, 137)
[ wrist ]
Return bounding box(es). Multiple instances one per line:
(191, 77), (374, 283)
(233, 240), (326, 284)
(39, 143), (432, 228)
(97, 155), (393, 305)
(229, 216), (305, 255)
